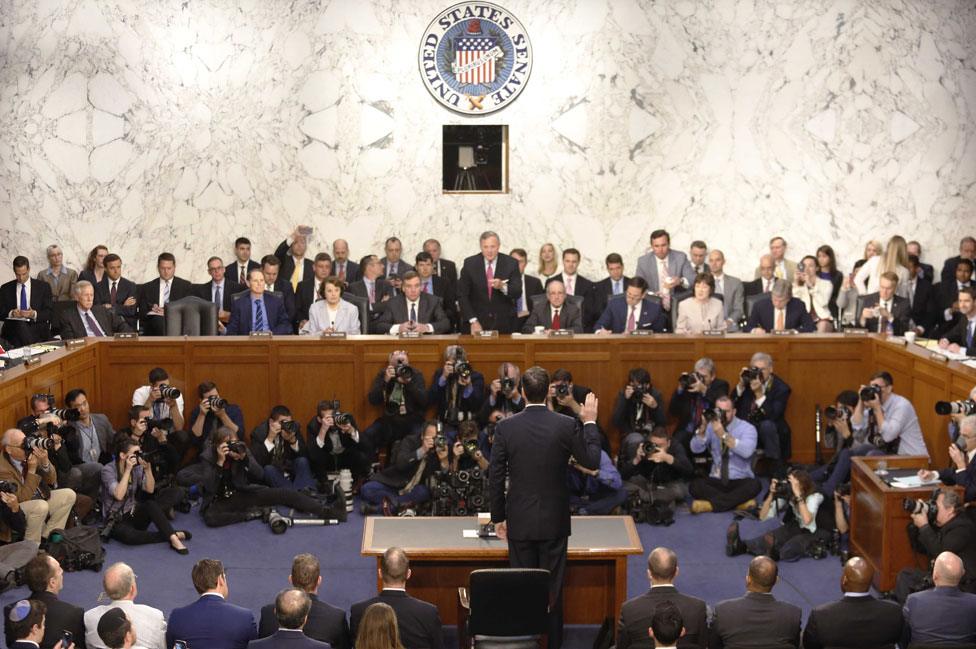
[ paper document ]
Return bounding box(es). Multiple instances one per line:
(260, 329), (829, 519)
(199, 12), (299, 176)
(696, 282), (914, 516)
(462, 529), (480, 538)
(890, 475), (940, 489)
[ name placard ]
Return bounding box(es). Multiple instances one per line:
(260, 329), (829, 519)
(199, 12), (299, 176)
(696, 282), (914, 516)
(64, 339), (87, 350)
(320, 332), (347, 340)
(930, 352), (949, 363)
(249, 331), (272, 338)
(548, 329), (573, 338)
(398, 331), (422, 339)
(114, 332), (138, 340)
(24, 356), (42, 366)
(772, 329), (798, 336)
(629, 329), (654, 336)
(702, 329), (726, 337)
(475, 330), (499, 338)
(843, 329), (869, 336)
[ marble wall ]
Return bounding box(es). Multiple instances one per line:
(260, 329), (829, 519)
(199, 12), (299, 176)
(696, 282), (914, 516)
(1, 0), (974, 284)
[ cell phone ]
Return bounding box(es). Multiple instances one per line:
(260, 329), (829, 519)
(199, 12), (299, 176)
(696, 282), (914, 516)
(298, 226), (313, 236)
(174, 641), (189, 649)
(62, 630), (73, 647)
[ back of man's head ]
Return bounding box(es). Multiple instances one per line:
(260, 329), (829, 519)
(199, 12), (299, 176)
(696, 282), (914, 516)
(24, 553), (54, 594)
(191, 559), (224, 595)
(97, 607), (132, 649)
(275, 588), (312, 630)
(933, 551), (965, 588)
(647, 547), (678, 584)
(103, 562), (136, 601)
(521, 366), (550, 404)
(649, 601), (683, 646)
(380, 547), (409, 586)
(7, 599), (45, 642)
(290, 553), (321, 593)
(840, 557), (873, 594)
(746, 556), (777, 593)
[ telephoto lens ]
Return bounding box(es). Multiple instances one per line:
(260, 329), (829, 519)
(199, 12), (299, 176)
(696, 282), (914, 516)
(641, 440), (659, 455)
(741, 367), (761, 382)
(500, 377), (515, 393)
(50, 408), (81, 422)
(334, 412), (351, 426)
(207, 396), (228, 410)
(935, 400), (976, 416)
(678, 372), (699, 390)
(22, 436), (56, 452)
(455, 361), (472, 379)
(158, 385), (181, 399)
(226, 440), (247, 455)
(434, 434), (448, 449)
(396, 364), (414, 380)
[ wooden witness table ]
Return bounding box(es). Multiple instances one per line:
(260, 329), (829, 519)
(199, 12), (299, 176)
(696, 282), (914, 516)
(360, 515), (643, 625)
(850, 456), (962, 592)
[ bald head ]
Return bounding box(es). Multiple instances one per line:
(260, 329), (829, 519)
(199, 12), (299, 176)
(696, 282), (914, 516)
(933, 552), (964, 587)
(103, 563), (136, 601)
(747, 556), (778, 593)
(275, 588), (312, 630)
(647, 547), (678, 583)
(840, 557), (873, 593)
(380, 547), (409, 586)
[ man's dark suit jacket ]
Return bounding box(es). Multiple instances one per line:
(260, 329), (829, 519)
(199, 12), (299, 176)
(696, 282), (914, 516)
(515, 274), (546, 331)
(0, 278), (54, 347)
(942, 255), (976, 285)
(194, 279), (242, 312)
(942, 314), (976, 349)
(380, 259), (414, 281)
(522, 299), (583, 333)
(860, 292), (912, 334)
(668, 378), (731, 434)
(376, 293), (451, 334)
(915, 513), (976, 585)
(710, 591), (801, 649)
(903, 585), (976, 647)
(258, 593), (349, 649)
(266, 279), (298, 323)
(616, 585), (707, 649)
(425, 275), (457, 326)
(911, 276), (936, 334)
(4, 590), (86, 649)
(546, 273), (595, 322)
(802, 594), (903, 649)
(457, 253), (522, 334)
(350, 589), (443, 649)
(745, 296), (815, 332)
(433, 257), (458, 287)
(94, 276), (138, 328)
(588, 275), (631, 329)
(489, 405), (601, 540)
(939, 452), (976, 503)
(734, 374), (791, 425)
(275, 240), (315, 286)
(347, 279), (394, 312)
(167, 593), (257, 649)
(54, 303), (131, 338)
(931, 280), (973, 338)
(226, 292), (293, 335)
(248, 629), (329, 648)
(918, 261), (936, 282)
(594, 297), (667, 333)
(742, 277), (772, 297)
(137, 276), (193, 336)
(295, 277), (321, 324)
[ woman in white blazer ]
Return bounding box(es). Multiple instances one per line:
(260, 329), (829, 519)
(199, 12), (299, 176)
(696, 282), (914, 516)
(793, 256), (835, 332)
(853, 235), (911, 298)
(676, 273), (727, 334)
(301, 277), (361, 335)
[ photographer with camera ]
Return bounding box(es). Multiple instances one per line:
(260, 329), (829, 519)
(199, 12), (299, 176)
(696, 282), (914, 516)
(938, 385), (976, 452)
(669, 357), (730, 454)
(17, 395), (75, 491)
(549, 370), (610, 453)
(188, 381), (244, 454)
(361, 420), (449, 516)
(479, 362), (524, 424)
(130, 367), (185, 433)
(733, 352), (792, 478)
(918, 415), (976, 503)
(365, 351), (428, 460)
(620, 426), (692, 525)
(198, 427), (345, 528)
(59, 389), (114, 502)
(250, 406), (315, 492)
(428, 421), (490, 516)
(851, 371), (928, 458)
(428, 345), (485, 436)
(100, 438), (190, 554)
(894, 488), (976, 603)
(449, 421), (489, 474)
(117, 406), (181, 486)
(810, 390), (867, 496)
(0, 486), (40, 593)
(567, 448), (626, 516)
(689, 396), (761, 513)
(612, 368), (667, 440)
(307, 400), (371, 482)
(0, 428), (75, 543)
(726, 469), (827, 561)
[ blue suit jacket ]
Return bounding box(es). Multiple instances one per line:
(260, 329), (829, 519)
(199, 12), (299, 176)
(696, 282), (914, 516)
(593, 297), (666, 333)
(226, 292), (293, 335)
(167, 594), (257, 649)
(745, 296), (815, 332)
(248, 628), (331, 649)
(903, 586), (976, 647)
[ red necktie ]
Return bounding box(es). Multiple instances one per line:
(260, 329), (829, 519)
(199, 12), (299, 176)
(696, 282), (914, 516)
(552, 308), (561, 330)
(110, 281), (118, 306)
(626, 305), (636, 332)
(239, 265), (246, 285)
(337, 263), (345, 281)
(486, 262), (494, 299)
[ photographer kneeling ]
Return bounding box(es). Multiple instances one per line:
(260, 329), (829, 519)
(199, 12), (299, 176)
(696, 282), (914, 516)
(620, 426), (693, 525)
(117, 406), (181, 486)
(895, 488), (976, 603)
(250, 406), (315, 492)
(199, 428), (345, 527)
(364, 351), (428, 459)
(307, 400), (371, 482)
(429, 345), (485, 437)
(612, 368), (667, 442)
(567, 448), (626, 516)
(360, 420), (448, 516)
(726, 470), (826, 561)
(100, 438), (190, 553)
(919, 415), (976, 503)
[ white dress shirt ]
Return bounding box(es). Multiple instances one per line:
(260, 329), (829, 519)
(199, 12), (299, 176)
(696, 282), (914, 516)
(77, 307), (105, 336)
(84, 599), (167, 649)
(9, 280), (32, 318)
(390, 299), (433, 333)
(153, 278), (171, 313)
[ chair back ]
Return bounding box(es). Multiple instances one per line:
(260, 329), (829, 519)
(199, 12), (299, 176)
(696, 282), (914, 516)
(165, 296), (217, 336)
(342, 293), (369, 334)
(744, 293), (768, 323)
(468, 568), (549, 638)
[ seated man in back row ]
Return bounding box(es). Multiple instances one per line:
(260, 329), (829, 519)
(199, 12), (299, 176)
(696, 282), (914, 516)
(594, 277), (667, 334)
(522, 280), (583, 334)
(225, 269), (292, 335)
(746, 279), (814, 333)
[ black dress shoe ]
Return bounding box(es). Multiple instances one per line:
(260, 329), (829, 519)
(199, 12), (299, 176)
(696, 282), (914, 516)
(170, 543), (189, 555)
(726, 521), (746, 556)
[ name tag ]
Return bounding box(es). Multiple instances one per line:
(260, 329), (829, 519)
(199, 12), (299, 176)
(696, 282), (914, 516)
(702, 329), (726, 337)
(548, 329), (573, 338)
(320, 332), (347, 339)
(629, 329), (654, 336)
(65, 338), (87, 349)
(398, 331), (422, 339)
(930, 352), (949, 363)
(249, 331), (272, 338)
(114, 332), (138, 340)
(843, 329), (869, 336)
(475, 330), (499, 338)
(772, 329), (797, 336)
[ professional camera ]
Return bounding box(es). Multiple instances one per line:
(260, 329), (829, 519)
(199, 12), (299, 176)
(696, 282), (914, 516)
(157, 385), (181, 400)
(434, 434), (448, 450)
(395, 363), (415, 381)
(772, 479), (793, 501)
(280, 420), (300, 436)
(935, 399), (976, 416)
(133, 449), (162, 462)
(226, 440), (247, 455)
(500, 376), (516, 393)
(143, 417), (174, 435)
(463, 440), (479, 455)
(703, 407), (725, 424)
(902, 488), (940, 526)
(554, 383), (570, 398)
(860, 385), (881, 402)
(206, 396), (228, 410)
(678, 372), (701, 390)
(454, 360), (472, 380)
(50, 407), (81, 422)
(22, 436), (56, 452)
(0, 480), (17, 494)
(631, 383), (650, 401)
(824, 405), (852, 420)
(641, 439), (660, 455)
(33, 393), (55, 407)
(268, 510), (292, 534)
(740, 367), (762, 383)
(334, 411), (351, 426)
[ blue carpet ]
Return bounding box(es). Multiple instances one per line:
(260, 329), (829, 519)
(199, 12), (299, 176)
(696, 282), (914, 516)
(0, 500), (845, 649)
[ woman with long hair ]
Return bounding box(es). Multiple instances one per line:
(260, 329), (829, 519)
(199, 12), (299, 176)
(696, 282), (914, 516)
(537, 243), (559, 280)
(815, 245), (843, 316)
(794, 256), (835, 332)
(355, 603), (405, 649)
(854, 235), (911, 297)
(79, 245), (109, 285)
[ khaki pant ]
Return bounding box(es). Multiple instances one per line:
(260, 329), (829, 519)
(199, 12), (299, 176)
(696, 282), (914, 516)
(20, 489), (76, 542)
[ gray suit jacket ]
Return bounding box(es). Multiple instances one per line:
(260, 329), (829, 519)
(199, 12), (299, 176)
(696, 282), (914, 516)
(522, 300), (583, 333)
(634, 251), (695, 294)
(716, 274), (744, 325)
(301, 299), (361, 335)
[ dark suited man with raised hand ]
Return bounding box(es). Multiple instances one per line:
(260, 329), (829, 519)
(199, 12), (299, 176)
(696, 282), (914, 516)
(377, 271), (450, 334)
(458, 231), (522, 334)
(55, 280), (130, 339)
(802, 557), (902, 649)
(489, 366), (602, 649)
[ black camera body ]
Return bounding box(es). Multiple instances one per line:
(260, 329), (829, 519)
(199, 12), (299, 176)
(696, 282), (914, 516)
(902, 488), (940, 527)
(463, 440), (479, 455)
(226, 440), (247, 455)
(455, 360), (472, 380)
(641, 440), (660, 455)
(500, 376), (516, 393)
(22, 435), (56, 453)
(554, 383), (570, 398)
(860, 385), (881, 402)
(143, 417), (174, 435)
(678, 372), (700, 390)
(772, 479), (793, 501)
(280, 420), (300, 436)
(158, 384), (181, 400)
(631, 383), (650, 401)
(207, 396), (228, 410)
(0, 480), (18, 494)
(434, 434), (448, 450)
(825, 405), (852, 420)
(334, 411), (351, 426)
(703, 407), (725, 424)
(741, 367), (762, 383)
